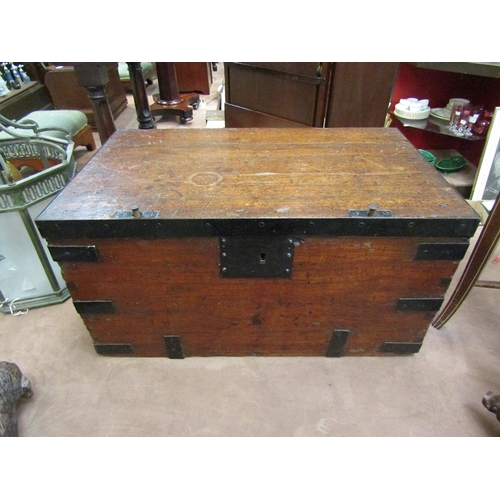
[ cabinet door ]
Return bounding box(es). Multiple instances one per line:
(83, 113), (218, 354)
(224, 62), (333, 127)
(175, 62), (212, 95)
(326, 62), (399, 127)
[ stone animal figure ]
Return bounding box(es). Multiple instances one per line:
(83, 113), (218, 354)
(0, 362), (33, 437)
(482, 391), (500, 422)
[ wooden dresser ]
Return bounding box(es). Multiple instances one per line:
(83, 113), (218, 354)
(224, 63), (399, 128)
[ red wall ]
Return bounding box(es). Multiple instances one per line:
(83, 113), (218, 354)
(389, 63), (500, 166)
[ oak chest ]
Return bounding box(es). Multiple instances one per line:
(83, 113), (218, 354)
(36, 128), (479, 357)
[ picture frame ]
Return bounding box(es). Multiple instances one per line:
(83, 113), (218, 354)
(470, 106), (500, 207)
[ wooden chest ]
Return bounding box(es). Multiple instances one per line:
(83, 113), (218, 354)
(35, 128), (479, 357)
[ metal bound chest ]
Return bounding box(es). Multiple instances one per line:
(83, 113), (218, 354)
(35, 128), (480, 357)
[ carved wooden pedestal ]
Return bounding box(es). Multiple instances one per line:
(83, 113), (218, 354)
(150, 62), (200, 124)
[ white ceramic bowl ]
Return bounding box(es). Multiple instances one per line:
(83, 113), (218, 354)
(394, 106), (431, 120)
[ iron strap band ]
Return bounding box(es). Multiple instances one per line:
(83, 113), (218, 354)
(36, 217), (479, 240)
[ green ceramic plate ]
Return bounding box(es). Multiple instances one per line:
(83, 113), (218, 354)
(435, 156), (467, 172)
(418, 149), (436, 165)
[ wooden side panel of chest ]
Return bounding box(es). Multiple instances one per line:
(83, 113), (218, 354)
(48, 235), (465, 357)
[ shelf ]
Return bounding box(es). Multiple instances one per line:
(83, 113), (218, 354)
(393, 114), (486, 141)
(0, 81), (38, 103)
(425, 149), (477, 198)
(412, 62), (500, 79)
(0, 81), (52, 120)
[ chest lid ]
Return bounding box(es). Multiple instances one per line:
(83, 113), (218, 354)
(36, 128), (479, 239)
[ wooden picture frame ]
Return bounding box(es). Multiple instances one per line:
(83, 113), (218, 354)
(471, 106), (500, 205)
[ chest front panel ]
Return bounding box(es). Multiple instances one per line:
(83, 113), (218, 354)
(46, 235), (464, 356)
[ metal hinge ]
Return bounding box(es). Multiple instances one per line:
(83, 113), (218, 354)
(94, 343), (134, 355)
(164, 336), (185, 359)
(349, 203), (393, 218)
(114, 206), (159, 219)
(326, 329), (350, 357)
(382, 342), (422, 354)
(48, 245), (99, 262)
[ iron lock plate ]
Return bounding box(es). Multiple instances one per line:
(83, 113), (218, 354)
(220, 236), (294, 278)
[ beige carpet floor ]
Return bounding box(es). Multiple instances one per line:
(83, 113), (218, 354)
(3, 225), (500, 438)
(2, 64), (500, 440)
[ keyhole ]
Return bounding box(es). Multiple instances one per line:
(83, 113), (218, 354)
(260, 252), (267, 264)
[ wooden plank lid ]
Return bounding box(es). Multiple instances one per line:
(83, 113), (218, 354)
(36, 128), (480, 239)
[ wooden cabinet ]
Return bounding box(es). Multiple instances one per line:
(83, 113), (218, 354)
(224, 62), (331, 127)
(224, 62), (399, 129)
(389, 62), (500, 168)
(325, 62), (399, 127)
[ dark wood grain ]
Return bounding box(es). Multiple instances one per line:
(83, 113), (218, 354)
(224, 62), (396, 128)
(224, 63), (331, 127)
(175, 62), (212, 95)
(155, 62), (181, 103)
(224, 103), (309, 128)
(326, 63), (399, 127)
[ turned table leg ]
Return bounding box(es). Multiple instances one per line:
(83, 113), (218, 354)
(126, 62), (155, 130)
(73, 63), (117, 145)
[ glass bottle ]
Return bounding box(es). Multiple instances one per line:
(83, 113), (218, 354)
(472, 110), (493, 136)
(18, 64), (31, 84)
(467, 105), (482, 128)
(449, 103), (463, 133)
(0, 74), (9, 96)
(458, 105), (471, 136)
